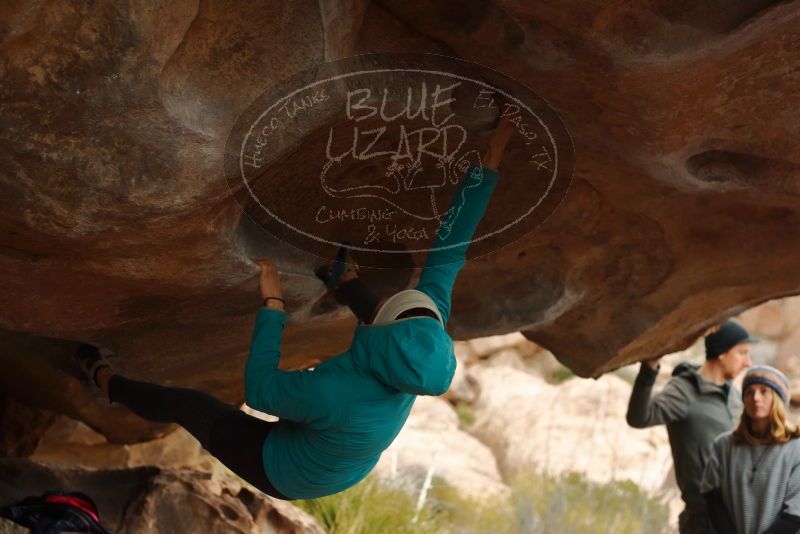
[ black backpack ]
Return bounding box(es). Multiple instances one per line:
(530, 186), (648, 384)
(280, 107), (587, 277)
(0, 491), (111, 534)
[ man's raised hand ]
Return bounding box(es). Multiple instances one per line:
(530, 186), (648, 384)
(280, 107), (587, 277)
(644, 357), (662, 371)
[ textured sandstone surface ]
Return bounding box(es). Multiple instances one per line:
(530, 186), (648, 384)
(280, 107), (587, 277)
(467, 365), (674, 493)
(2, 1), (800, 443)
(0, 519), (26, 534)
(30, 416), (217, 472)
(372, 395), (509, 499)
(0, 458), (324, 534)
(739, 295), (800, 375)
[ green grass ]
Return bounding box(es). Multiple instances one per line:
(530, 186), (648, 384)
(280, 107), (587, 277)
(295, 470), (669, 534)
(510, 472), (668, 534)
(549, 366), (574, 384)
(295, 476), (445, 534)
(427, 481), (516, 534)
(454, 401), (476, 427)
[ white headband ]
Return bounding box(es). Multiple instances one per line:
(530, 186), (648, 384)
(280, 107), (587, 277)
(372, 289), (443, 326)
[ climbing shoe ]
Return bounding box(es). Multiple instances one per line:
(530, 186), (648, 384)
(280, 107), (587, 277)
(75, 343), (114, 388)
(315, 242), (359, 290)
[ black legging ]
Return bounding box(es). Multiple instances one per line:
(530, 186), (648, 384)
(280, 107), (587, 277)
(106, 278), (382, 500)
(107, 375), (289, 499)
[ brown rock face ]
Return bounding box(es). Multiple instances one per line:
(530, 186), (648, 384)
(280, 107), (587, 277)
(0, 459), (323, 533)
(2, 1), (800, 443)
(0, 396), (55, 458)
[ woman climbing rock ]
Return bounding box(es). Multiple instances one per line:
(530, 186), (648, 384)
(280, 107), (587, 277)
(76, 113), (516, 500)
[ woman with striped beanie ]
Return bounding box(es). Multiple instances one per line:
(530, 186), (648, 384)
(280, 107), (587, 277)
(701, 365), (800, 534)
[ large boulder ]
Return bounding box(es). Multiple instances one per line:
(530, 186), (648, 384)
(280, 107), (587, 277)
(0, 519), (26, 534)
(2, 1), (800, 443)
(466, 363), (683, 528)
(739, 295), (800, 374)
(372, 396), (508, 500)
(30, 416), (218, 473)
(467, 365), (673, 494)
(0, 396), (56, 458)
(0, 458), (323, 534)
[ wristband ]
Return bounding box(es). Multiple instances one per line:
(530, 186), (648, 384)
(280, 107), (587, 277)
(263, 297), (286, 307)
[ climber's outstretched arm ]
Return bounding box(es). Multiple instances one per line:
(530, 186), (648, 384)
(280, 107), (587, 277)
(415, 115), (515, 325)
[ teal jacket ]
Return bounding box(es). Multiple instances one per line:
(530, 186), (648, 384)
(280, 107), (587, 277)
(245, 165), (499, 499)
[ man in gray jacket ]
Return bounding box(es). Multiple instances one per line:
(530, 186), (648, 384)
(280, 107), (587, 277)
(626, 320), (756, 534)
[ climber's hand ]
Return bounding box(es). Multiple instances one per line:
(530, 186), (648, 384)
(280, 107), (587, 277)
(252, 258), (284, 309)
(483, 112), (515, 171)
